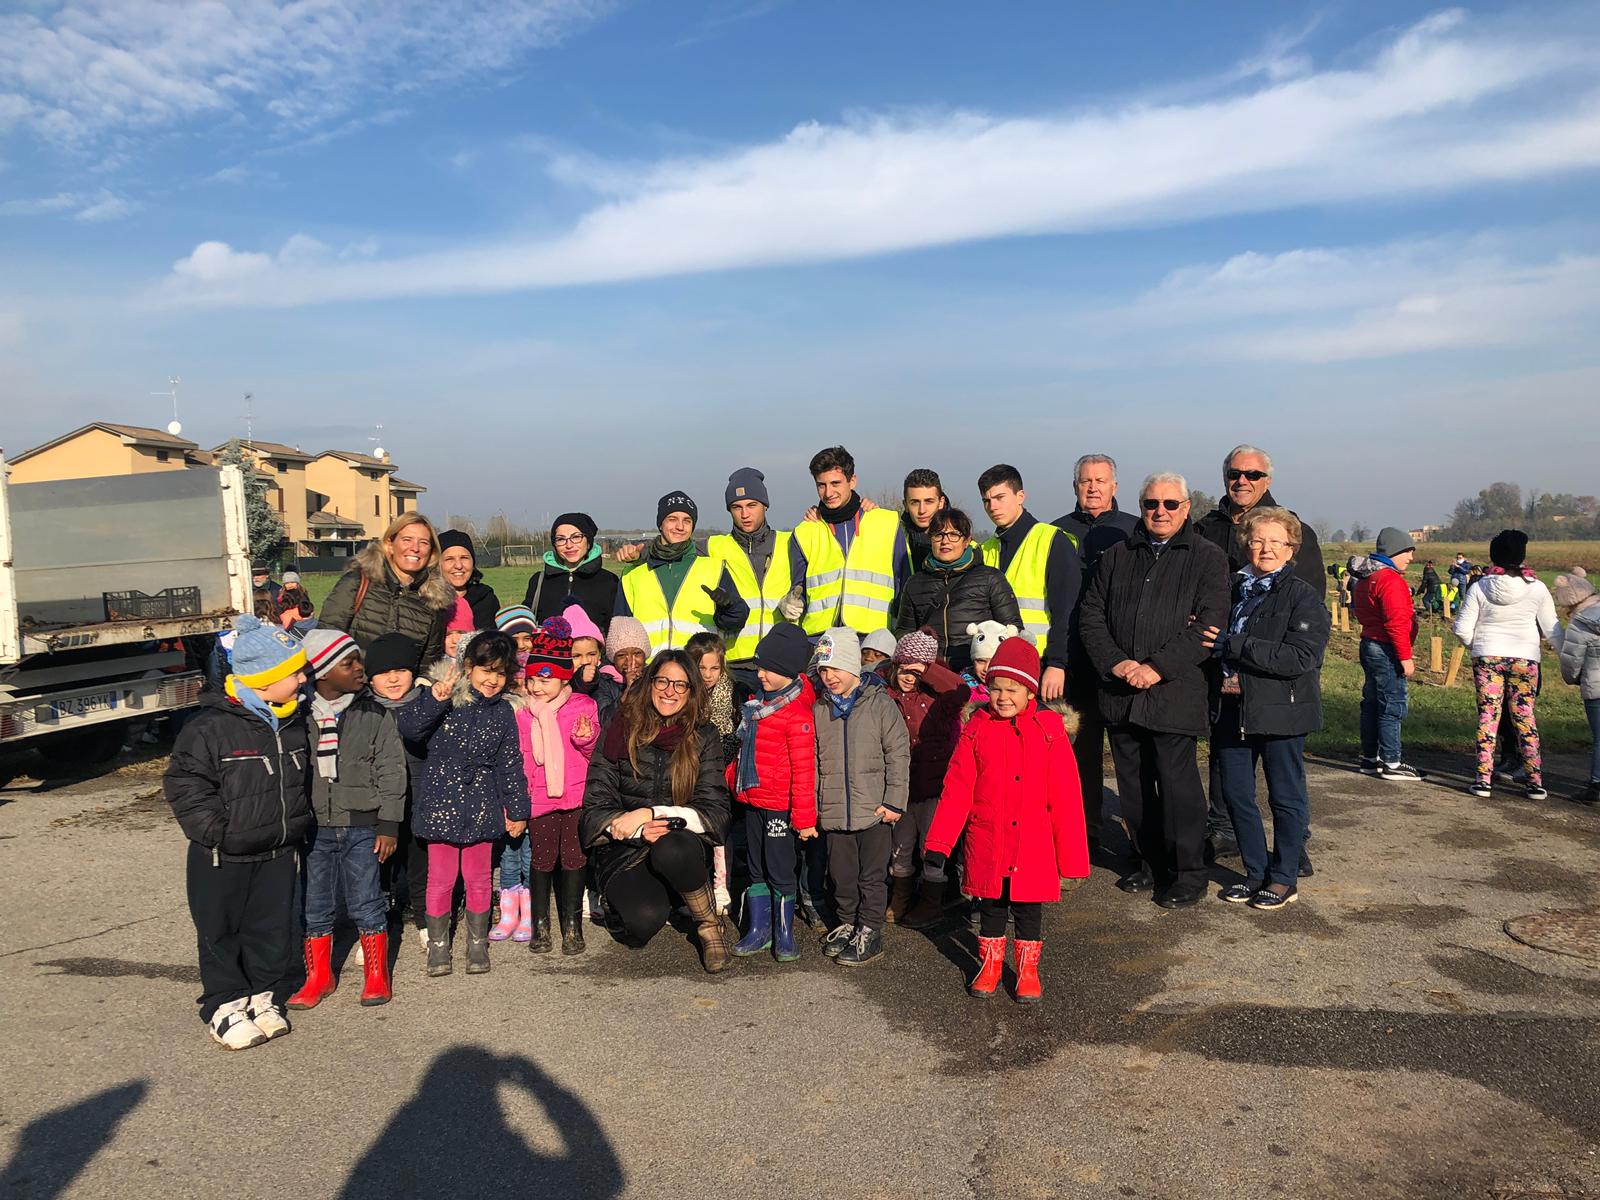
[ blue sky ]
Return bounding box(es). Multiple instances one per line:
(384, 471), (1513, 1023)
(3, 1), (1598, 535)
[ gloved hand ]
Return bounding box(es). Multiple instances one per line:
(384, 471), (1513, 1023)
(777, 584), (805, 622)
(704, 584), (731, 609)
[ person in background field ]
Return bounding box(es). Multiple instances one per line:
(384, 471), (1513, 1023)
(1454, 529), (1562, 801)
(705, 468), (806, 688)
(1202, 508), (1330, 911)
(883, 629), (971, 927)
(792, 446), (910, 638)
(901, 467), (950, 575)
(365, 633), (432, 951)
(164, 615), (309, 1050)
(605, 617), (651, 690)
(813, 629), (911, 967)
(288, 630), (406, 1010)
(977, 464), (1080, 703)
(618, 492), (749, 655)
(321, 512), (454, 671)
(1554, 569), (1600, 805)
(729, 624), (818, 963)
(1053, 453), (1141, 855)
(251, 562), (282, 611)
(926, 636), (1088, 1002)
(565, 604), (624, 728)
(1079, 472), (1230, 911)
(397, 632), (529, 978)
(687, 631), (751, 913)
(275, 571), (316, 633)
(524, 513), (626, 631)
(1448, 553), (1474, 595)
(897, 507), (1023, 673)
(860, 629), (898, 673)
(1418, 560), (1445, 615)
(1350, 528), (1425, 781)
(438, 531), (501, 630)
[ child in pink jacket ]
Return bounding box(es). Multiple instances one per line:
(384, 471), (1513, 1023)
(514, 617), (598, 956)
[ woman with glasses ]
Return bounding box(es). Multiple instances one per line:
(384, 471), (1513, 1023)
(580, 650), (733, 972)
(524, 512), (627, 632)
(1201, 507), (1330, 910)
(893, 508), (1024, 673)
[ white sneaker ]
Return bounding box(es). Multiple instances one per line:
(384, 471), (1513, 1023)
(246, 991), (291, 1040)
(416, 925), (430, 952)
(209, 997), (267, 1051)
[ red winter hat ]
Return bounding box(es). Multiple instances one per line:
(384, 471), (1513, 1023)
(986, 636), (1040, 694)
(525, 616), (575, 681)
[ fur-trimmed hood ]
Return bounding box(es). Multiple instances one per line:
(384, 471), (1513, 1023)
(421, 656), (527, 712)
(350, 541), (455, 612)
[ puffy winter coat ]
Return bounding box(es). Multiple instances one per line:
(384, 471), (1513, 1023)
(580, 720), (730, 892)
(729, 676), (819, 829)
(164, 694), (312, 862)
(885, 661), (970, 800)
(1453, 573), (1561, 662)
(321, 542), (454, 671)
(1351, 561), (1417, 660)
(926, 702), (1088, 901)
(397, 681), (528, 844)
(1558, 603), (1600, 700)
(524, 551), (627, 630)
(1210, 575), (1330, 738)
(308, 693), (409, 836)
(1078, 522), (1231, 737)
(519, 692), (600, 818)
(893, 558), (1023, 671)
(813, 684), (911, 831)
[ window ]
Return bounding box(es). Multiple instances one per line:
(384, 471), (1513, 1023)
(374, 495), (380, 517)
(155, 450), (169, 463)
(275, 461), (287, 472)
(276, 489), (285, 512)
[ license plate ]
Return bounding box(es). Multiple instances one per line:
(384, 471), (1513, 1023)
(52, 690), (120, 719)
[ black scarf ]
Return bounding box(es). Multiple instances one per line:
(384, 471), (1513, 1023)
(817, 492), (863, 526)
(647, 536), (695, 565)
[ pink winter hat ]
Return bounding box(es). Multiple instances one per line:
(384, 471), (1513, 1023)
(446, 596), (476, 633)
(605, 615), (650, 659)
(563, 603), (606, 647)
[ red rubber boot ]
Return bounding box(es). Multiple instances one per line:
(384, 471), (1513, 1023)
(1012, 939), (1043, 1005)
(359, 930), (391, 1006)
(286, 934), (336, 1009)
(969, 935), (1006, 998)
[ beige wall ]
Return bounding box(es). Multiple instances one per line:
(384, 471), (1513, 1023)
(306, 457), (392, 539)
(8, 428), (184, 484)
(238, 449), (311, 544)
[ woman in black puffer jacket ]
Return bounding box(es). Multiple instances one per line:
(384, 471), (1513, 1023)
(524, 512), (627, 629)
(894, 508), (1023, 671)
(581, 650), (731, 972)
(321, 512), (455, 671)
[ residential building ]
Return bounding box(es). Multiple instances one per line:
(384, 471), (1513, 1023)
(6, 422), (208, 484)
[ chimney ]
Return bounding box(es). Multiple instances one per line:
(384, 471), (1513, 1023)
(379, 450), (390, 464)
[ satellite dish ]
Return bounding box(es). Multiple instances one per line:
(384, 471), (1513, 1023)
(374, 445), (386, 458)
(168, 420), (183, 436)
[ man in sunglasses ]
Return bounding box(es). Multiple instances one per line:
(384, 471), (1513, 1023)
(1079, 473), (1230, 910)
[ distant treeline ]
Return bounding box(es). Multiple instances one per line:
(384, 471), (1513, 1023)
(1438, 482), (1600, 541)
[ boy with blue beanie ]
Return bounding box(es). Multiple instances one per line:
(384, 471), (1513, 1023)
(164, 615), (313, 1051)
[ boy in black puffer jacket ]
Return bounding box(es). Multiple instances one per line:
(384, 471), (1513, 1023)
(164, 616), (312, 1051)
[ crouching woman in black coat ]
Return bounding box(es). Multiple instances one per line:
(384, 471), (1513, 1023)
(581, 649), (732, 972)
(1203, 507), (1330, 911)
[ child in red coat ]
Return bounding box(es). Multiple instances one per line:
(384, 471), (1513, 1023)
(925, 637), (1088, 1003)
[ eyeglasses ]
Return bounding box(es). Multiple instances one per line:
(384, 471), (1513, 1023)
(1142, 498), (1185, 511)
(1246, 538), (1295, 551)
(553, 533), (587, 546)
(1226, 468), (1269, 482)
(930, 530), (966, 542)
(651, 677), (691, 695)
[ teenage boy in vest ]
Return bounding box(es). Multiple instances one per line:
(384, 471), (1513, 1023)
(706, 468), (807, 688)
(900, 468), (949, 575)
(792, 446), (910, 638)
(619, 491), (749, 656)
(977, 464), (1081, 704)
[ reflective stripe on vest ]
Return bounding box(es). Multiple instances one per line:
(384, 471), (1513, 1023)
(706, 531), (794, 661)
(619, 555), (725, 655)
(980, 522), (1065, 646)
(793, 508), (900, 635)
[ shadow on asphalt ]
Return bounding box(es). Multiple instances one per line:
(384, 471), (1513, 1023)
(0, 1079), (148, 1199)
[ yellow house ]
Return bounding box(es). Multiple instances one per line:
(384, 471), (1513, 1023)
(7, 422), (206, 484)
(305, 450), (400, 541)
(216, 440), (317, 547)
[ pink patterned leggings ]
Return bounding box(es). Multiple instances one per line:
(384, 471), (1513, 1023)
(1472, 657), (1542, 787)
(427, 841), (494, 917)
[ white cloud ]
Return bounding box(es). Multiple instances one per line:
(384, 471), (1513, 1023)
(0, 192), (78, 216)
(72, 190), (137, 221)
(151, 9), (1600, 310)
(169, 234), (382, 283)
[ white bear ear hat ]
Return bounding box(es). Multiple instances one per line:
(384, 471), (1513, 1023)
(967, 621), (1020, 664)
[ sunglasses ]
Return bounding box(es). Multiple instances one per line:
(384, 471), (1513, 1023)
(1142, 498), (1185, 511)
(1226, 468), (1268, 482)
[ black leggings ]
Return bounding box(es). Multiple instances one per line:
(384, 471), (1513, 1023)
(603, 831), (710, 946)
(978, 882), (1042, 941)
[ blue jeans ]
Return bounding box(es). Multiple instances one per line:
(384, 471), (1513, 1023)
(1213, 721), (1310, 889)
(1359, 639), (1409, 764)
(302, 825), (387, 937)
(499, 833), (530, 891)
(1586, 698), (1600, 783)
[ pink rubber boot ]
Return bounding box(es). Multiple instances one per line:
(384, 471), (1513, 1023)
(489, 887), (522, 942)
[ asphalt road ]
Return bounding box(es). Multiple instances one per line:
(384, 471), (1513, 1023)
(2, 747), (1599, 1199)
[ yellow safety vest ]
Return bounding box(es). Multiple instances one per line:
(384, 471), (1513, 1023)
(620, 554), (725, 655)
(792, 508), (900, 635)
(980, 521), (1069, 647)
(706, 531), (795, 661)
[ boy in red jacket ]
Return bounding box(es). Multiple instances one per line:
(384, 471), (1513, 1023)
(925, 637), (1088, 1003)
(729, 625), (818, 963)
(1350, 527), (1424, 780)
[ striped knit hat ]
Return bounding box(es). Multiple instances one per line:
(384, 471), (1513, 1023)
(301, 628), (360, 679)
(495, 604), (539, 635)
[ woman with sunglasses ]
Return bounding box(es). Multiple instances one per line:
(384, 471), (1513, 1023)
(1200, 507), (1330, 910)
(524, 512), (627, 632)
(580, 650), (732, 972)
(893, 508), (1024, 672)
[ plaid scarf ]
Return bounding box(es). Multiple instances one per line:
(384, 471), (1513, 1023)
(1217, 565), (1289, 679)
(734, 677), (806, 794)
(310, 692), (355, 779)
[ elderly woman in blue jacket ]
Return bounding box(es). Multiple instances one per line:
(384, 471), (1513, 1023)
(1202, 508), (1331, 911)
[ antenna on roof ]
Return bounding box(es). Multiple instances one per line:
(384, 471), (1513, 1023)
(369, 422), (386, 460)
(242, 393), (254, 447)
(151, 375), (182, 437)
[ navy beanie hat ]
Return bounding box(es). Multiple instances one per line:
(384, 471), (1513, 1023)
(657, 492), (698, 529)
(551, 512), (598, 545)
(725, 467), (770, 511)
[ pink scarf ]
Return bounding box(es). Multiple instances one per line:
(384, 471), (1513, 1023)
(526, 687), (570, 798)
(1484, 565), (1538, 581)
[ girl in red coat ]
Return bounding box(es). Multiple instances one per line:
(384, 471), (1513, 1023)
(925, 637), (1088, 1003)
(728, 625), (818, 963)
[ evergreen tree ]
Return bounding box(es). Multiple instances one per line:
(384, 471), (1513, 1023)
(216, 439), (289, 564)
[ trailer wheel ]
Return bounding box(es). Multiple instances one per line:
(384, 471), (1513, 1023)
(35, 722), (129, 767)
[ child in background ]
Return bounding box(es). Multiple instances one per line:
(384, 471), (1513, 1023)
(688, 631), (753, 914)
(925, 637), (1088, 1003)
(442, 604), (477, 662)
(275, 571), (317, 633)
(397, 632), (529, 978)
(565, 604), (624, 728)
(884, 629), (971, 927)
(962, 621), (1020, 716)
(288, 631), (407, 1010)
(813, 628), (911, 968)
(605, 617), (651, 689)
(730, 625), (817, 962)
(516, 617), (600, 955)
(495, 605), (540, 663)
(860, 629), (897, 674)
(164, 615), (310, 1050)
(365, 633), (433, 952)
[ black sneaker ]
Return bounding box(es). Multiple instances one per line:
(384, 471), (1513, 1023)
(1494, 763), (1525, 785)
(1378, 762), (1425, 781)
(821, 924), (854, 958)
(1249, 887), (1299, 911)
(1573, 782), (1600, 806)
(835, 925), (884, 967)
(1466, 781), (1493, 798)
(1358, 757), (1382, 776)
(1525, 783), (1549, 801)
(1219, 882), (1260, 904)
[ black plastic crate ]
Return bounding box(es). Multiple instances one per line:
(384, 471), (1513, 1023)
(102, 587), (203, 622)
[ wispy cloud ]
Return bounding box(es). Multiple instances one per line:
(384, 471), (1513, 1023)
(72, 190), (137, 221)
(0, 192), (78, 216)
(152, 10), (1600, 310)
(0, 187), (136, 220)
